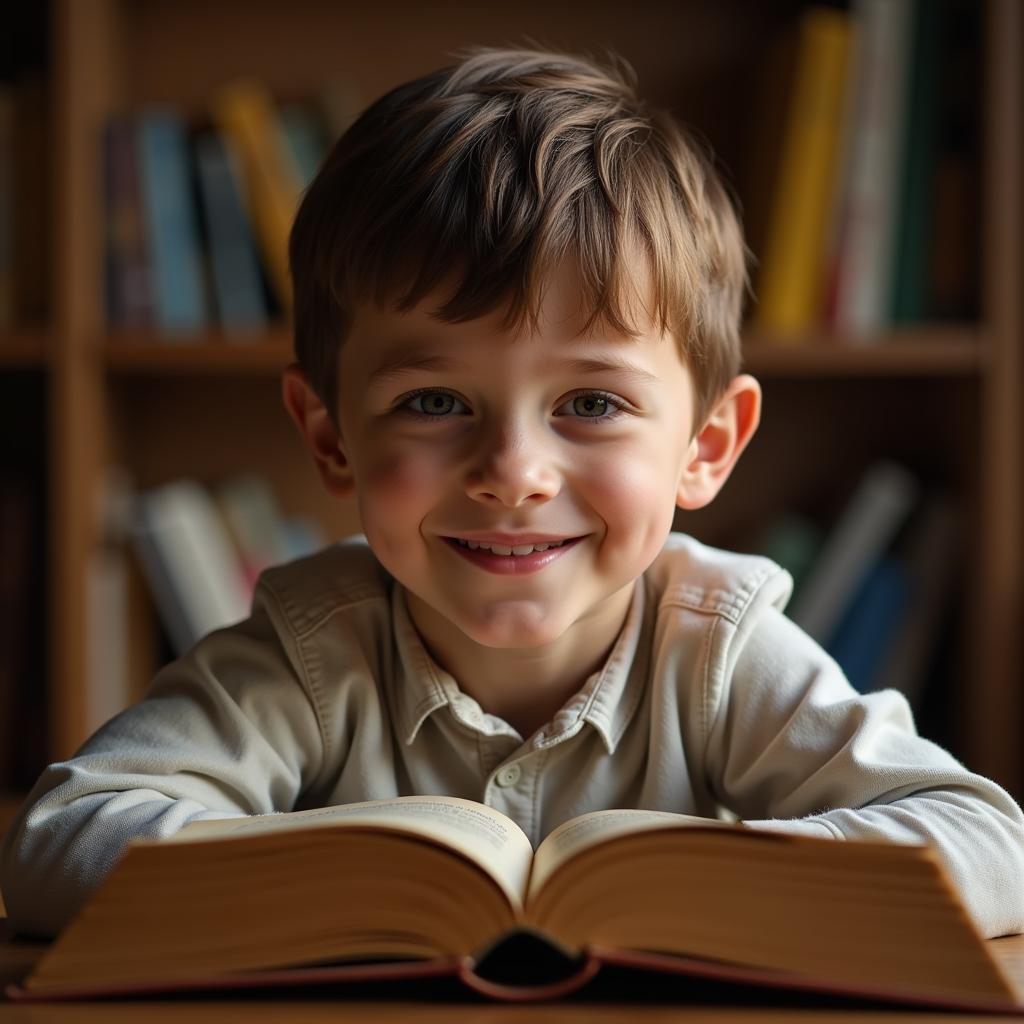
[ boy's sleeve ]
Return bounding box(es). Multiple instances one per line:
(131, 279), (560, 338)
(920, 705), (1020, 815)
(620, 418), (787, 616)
(705, 589), (1024, 939)
(0, 596), (325, 938)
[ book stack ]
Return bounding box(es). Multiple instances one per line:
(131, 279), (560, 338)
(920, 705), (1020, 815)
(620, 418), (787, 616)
(750, 0), (981, 340)
(103, 78), (362, 339)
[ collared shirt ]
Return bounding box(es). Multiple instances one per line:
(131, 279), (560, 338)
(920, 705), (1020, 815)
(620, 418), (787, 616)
(3, 533), (1023, 938)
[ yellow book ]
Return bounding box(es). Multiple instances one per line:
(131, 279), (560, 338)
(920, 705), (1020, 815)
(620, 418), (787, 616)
(211, 79), (302, 313)
(754, 8), (854, 338)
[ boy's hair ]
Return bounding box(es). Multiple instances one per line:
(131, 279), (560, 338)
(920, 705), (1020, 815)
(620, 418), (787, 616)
(289, 46), (748, 432)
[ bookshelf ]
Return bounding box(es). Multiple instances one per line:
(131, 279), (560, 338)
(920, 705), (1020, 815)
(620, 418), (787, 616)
(5, 0), (1021, 804)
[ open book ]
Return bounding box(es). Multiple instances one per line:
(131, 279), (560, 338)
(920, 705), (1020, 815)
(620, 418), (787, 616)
(10, 796), (1020, 1009)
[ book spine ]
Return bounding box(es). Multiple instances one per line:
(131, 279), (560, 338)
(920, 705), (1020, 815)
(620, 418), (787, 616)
(194, 130), (270, 337)
(277, 103), (328, 186)
(136, 110), (209, 337)
(832, 0), (915, 337)
(103, 117), (154, 329)
(890, 0), (942, 323)
(754, 8), (854, 337)
(787, 461), (919, 644)
(211, 80), (302, 313)
(826, 556), (913, 692)
(131, 480), (251, 655)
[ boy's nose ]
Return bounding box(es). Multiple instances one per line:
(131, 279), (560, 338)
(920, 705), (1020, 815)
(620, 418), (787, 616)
(464, 425), (560, 508)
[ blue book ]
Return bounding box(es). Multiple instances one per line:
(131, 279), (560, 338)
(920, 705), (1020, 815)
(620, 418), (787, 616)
(194, 130), (269, 335)
(278, 103), (328, 186)
(827, 556), (913, 694)
(136, 110), (208, 336)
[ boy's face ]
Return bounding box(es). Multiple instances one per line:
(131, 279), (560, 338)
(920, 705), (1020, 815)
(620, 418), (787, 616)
(287, 262), (758, 653)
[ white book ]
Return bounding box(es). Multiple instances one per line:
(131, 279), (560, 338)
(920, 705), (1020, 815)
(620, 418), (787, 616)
(132, 480), (251, 656)
(788, 461), (919, 644)
(832, 0), (915, 337)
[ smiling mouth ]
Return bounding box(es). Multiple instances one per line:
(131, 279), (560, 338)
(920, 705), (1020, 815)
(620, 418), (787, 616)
(449, 538), (575, 556)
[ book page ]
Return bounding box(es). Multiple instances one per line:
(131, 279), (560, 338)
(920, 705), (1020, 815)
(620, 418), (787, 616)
(528, 808), (738, 903)
(162, 795), (534, 909)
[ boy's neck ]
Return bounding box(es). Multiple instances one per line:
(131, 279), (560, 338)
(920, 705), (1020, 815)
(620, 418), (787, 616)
(405, 582), (636, 740)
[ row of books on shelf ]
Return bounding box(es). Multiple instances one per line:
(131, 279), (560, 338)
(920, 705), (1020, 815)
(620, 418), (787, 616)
(750, 0), (980, 340)
(103, 78), (361, 338)
(757, 460), (960, 711)
(83, 471), (327, 737)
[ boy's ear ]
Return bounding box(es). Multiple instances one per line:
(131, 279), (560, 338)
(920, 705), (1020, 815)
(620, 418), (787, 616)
(676, 374), (761, 511)
(281, 363), (355, 499)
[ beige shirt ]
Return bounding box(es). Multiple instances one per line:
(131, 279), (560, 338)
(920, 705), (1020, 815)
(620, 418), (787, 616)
(3, 533), (1023, 938)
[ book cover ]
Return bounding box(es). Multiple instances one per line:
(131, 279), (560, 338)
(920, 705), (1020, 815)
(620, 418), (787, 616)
(193, 129), (269, 336)
(7, 796), (1019, 1011)
(130, 479), (251, 656)
(136, 109), (209, 337)
(753, 8), (854, 338)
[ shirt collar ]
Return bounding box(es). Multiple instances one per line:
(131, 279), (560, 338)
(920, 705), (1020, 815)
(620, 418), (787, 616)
(391, 578), (648, 754)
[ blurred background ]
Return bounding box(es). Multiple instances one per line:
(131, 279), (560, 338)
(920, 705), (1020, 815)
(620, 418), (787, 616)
(0, 0), (1020, 835)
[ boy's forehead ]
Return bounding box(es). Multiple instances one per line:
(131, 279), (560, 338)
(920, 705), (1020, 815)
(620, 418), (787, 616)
(350, 255), (666, 354)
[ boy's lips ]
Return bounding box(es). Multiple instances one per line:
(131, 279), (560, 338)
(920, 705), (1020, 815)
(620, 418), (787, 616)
(441, 535), (585, 575)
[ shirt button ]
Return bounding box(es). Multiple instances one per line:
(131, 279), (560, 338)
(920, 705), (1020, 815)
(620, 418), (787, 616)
(495, 764), (522, 787)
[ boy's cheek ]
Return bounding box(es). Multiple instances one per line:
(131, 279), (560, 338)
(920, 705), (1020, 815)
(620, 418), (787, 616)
(359, 450), (444, 503)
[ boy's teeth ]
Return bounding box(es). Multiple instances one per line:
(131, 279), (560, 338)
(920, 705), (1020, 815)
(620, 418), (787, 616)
(456, 538), (567, 555)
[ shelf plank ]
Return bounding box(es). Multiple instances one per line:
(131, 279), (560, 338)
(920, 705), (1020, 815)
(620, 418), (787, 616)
(742, 327), (984, 377)
(103, 326), (984, 378)
(0, 328), (49, 368)
(104, 330), (294, 374)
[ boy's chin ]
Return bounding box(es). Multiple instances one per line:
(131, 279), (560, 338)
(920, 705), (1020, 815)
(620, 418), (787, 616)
(455, 605), (571, 650)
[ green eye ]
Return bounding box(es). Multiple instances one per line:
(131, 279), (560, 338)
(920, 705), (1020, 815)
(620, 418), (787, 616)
(573, 395), (609, 417)
(408, 392), (459, 416)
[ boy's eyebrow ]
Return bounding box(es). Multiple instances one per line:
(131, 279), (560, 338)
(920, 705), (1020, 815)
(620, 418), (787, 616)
(367, 350), (661, 388)
(367, 352), (460, 387)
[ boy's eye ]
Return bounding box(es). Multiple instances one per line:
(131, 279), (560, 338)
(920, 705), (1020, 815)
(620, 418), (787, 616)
(555, 391), (626, 420)
(570, 395), (609, 417)
(401, 390), (468, 417)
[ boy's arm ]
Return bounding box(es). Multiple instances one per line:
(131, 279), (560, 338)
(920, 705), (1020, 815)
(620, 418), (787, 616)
(705, 601), (1024, 939)
(0, 599), (325, 938)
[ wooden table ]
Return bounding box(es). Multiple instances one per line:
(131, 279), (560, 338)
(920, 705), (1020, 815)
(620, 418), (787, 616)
(2, 927), (1023, 1023)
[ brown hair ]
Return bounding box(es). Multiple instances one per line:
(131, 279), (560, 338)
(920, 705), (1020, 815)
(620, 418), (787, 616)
(289, 46), (749, 432)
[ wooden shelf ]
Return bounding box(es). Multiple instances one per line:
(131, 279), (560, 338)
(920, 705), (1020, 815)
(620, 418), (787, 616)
(102, 326), (984, 379)
(24, 0), (1021, 803)
(104, 330), (293, 374)
(742, 327), (985, 377)
(0, 328), (49, 369)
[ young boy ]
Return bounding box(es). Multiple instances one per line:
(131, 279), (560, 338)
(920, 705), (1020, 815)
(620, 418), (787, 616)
(4, 47), (1023, 941)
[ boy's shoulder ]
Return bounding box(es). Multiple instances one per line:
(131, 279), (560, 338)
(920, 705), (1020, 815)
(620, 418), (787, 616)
(646, 532), (793, 625)
(254, 535), (393, 638)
